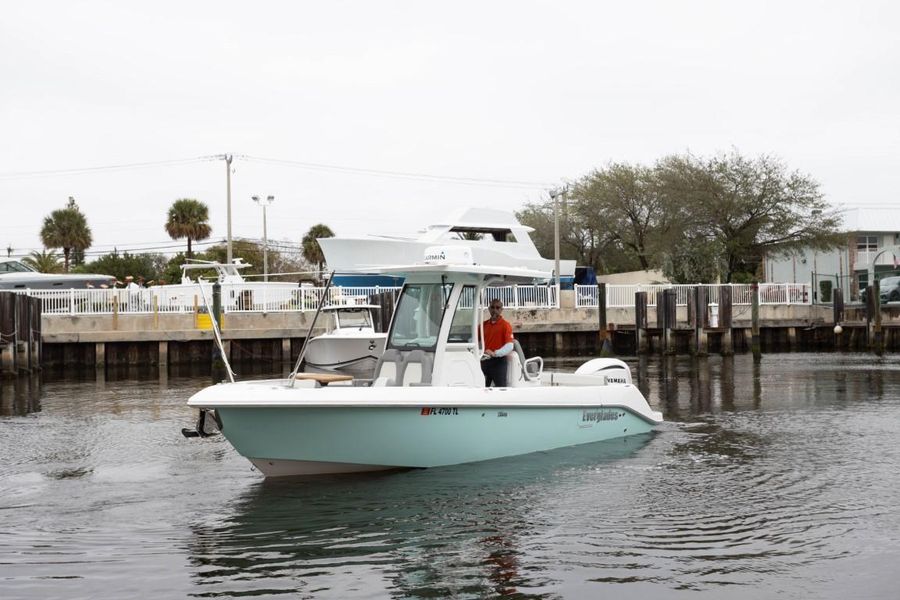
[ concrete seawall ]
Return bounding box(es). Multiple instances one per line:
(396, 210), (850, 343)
(33, 297), (900, 371)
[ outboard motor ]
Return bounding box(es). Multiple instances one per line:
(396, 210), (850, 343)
(181, 409), (221, 438)
(574, 358), (632, 385)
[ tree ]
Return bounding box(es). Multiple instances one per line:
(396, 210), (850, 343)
(518, 151), (842, 283)
(517, 171), (663, 275)
(656, 151), (843, 282)
(22, 250), (62, 273)
(302, 224), (335, 280)
(40, 197), (93, 272)
(81, 251), (167, 283)
(517, 199), (622, 273)
(165, 198), (211, 259)
(569, 163), (679, 271)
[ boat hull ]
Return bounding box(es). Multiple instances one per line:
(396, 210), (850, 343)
(214, 402), (656, 477)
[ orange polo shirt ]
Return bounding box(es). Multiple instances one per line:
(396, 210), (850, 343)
(482, 317), (514, 352)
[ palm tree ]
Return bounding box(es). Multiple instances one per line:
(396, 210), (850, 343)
(22, 250), (63, 273)
(40, 198), (93, 272)
(165, 198), (211, 259)
(301, 223), (334, 281)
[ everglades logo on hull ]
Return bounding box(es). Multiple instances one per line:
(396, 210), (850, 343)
(582, 409), (621, 422)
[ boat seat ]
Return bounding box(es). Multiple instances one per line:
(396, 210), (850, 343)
(374, 349), (404, 386)
(401, 350), (433, 386)
(507, 352), (521, 387)
(513, 339), (543, 382)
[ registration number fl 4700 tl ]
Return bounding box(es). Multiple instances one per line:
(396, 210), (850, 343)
(420, 407), (459, 416)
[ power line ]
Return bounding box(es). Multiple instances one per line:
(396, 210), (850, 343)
(0, 157), (209, 180)
(8, 236), (305, 260)
(240, 155), (556, 189)
(8, 239), (224, 259)
(0, 153), (558, 190)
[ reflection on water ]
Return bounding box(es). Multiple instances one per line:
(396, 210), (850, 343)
(188, 436), (652, 599)
(1, 354), (899, 598)
(0, 374), (41, 416)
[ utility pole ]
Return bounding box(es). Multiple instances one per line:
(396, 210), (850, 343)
(225, 154), (234, 265)
(549, 187), (566, 292)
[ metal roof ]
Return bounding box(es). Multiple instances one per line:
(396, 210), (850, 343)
(839, 205), (900, 232)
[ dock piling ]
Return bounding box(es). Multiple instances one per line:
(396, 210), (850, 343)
(872, 280), (883, 355)
(598, 283), (613, 356)
(211, 283), (227, 381)
(663, 289), (676, 355)
(635, 291), (648, 354)
(720, 286), (734, 356)
(692, 286), (708, 356)
(751, 282), (761, 361)
(833, 288), (844, 350)
(1, 293), (42, 377)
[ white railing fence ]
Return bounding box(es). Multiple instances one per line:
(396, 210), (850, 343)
(482, 285), (559, 310)
(575, 283), (811, 308)
(19, 286), (403, 316)
(16, 282), (810, 316)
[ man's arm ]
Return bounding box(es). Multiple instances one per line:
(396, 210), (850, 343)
(492, 342), (514, 358)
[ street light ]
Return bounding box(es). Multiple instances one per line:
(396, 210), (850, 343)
(252, 195), (274, 281)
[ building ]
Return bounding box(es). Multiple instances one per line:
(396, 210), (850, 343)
(763, 206), (900, 302)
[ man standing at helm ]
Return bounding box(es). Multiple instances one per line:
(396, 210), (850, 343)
(481, 298), (515, 387)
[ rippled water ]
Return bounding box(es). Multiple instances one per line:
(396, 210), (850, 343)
(2, 354), (899, 599)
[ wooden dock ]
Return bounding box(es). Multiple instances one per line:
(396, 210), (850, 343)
(0, 292), (42, 378)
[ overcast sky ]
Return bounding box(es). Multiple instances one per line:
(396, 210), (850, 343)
(2, 1), (898, 261)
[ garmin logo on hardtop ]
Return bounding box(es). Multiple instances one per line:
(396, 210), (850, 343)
(425, 251), (446, 262)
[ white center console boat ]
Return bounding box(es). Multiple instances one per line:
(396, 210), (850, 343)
(187, 244), (662, 477)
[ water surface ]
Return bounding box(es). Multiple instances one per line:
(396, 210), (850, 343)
(1, 354), (899, 599)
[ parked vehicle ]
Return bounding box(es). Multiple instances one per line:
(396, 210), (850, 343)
(861, 275), (900, 304)
(879, 276), (900, 302)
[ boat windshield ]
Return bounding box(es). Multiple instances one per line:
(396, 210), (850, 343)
(337, 309), (372, 330)
(387, 283), (450, 351)
(0, 260), (37, 273)
(447, 285), (477, 343)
